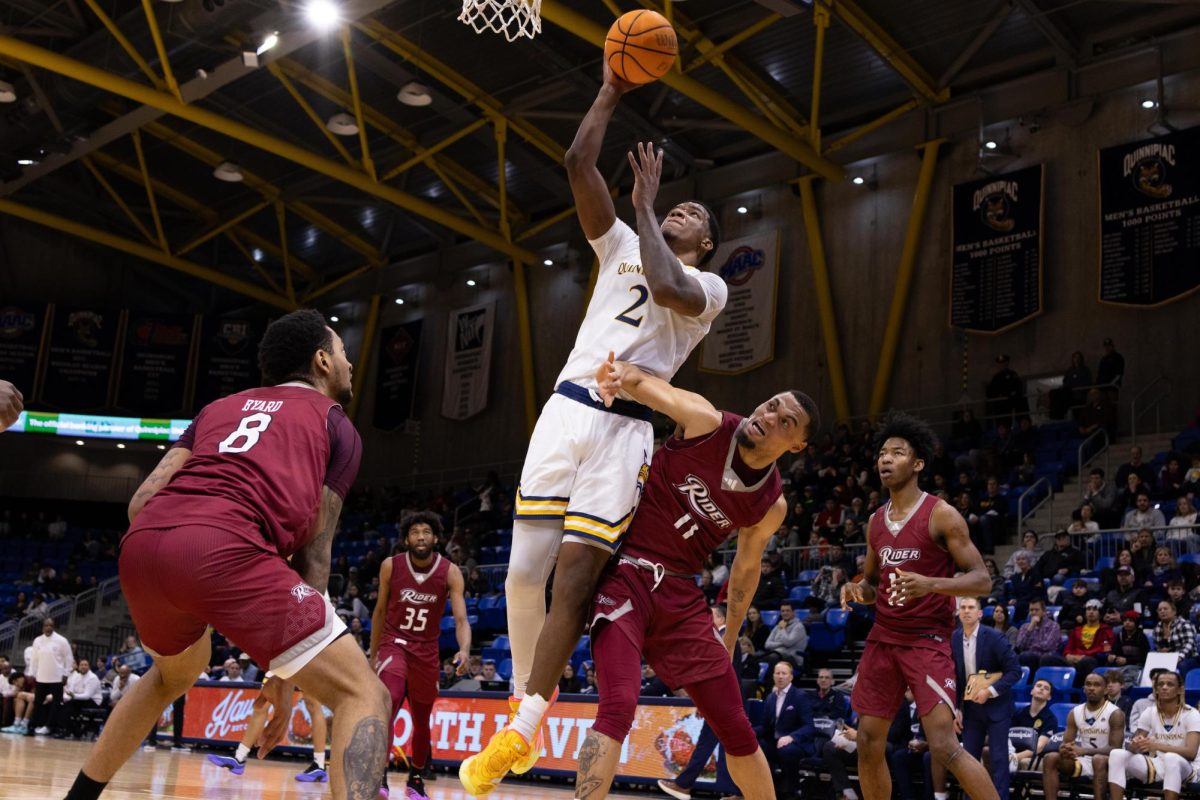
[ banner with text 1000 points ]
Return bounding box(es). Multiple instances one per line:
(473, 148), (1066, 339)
(1099, 126), (1200, 307)
(165, 685), (715, 782)
(38, 305), (123, 411)
(950, 164), (1044, 333)
(698, 231), (779, 375)
(374, 319), (423, 430)
(441, 302), (495, 421)
(0, 303), (48, 395)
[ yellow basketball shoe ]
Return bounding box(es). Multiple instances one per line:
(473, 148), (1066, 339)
(507, 696), (544, 775)
(458, 726), (531, 797)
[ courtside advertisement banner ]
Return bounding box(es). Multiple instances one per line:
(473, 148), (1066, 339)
(162, 686), (716, 782)
(441, 302), (495, 421)
(698, 230), (779, 375)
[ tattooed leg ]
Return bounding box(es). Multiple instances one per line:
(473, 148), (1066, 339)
(343, 717), (388, 800)
(575, 729), (622, 800)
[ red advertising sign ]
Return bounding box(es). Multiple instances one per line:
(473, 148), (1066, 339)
(159, 684), (716, 782)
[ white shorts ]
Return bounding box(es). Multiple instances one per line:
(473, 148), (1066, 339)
(516, 386), (653, 552)
(1074, 754), (1095, 779)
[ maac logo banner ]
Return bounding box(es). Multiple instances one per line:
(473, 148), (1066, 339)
(950, 164), (1044, 333)
(1099, 126), (1200, 306)
(699, 230), (779, 375)
(441, 302), (495, 420)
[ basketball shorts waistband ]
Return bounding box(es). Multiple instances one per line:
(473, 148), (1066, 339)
(555, 381), (652, 422)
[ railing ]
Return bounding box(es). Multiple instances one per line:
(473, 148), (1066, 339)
(1017, 477), (1053, 534)
(0, 471), (142, 503)
(4, 576), (124, 668)
(377, 460), (524, 495)
(1039, 523), (1197, 562)
(1077, 428), (1110, 486)
(452, 495), (481, 532)
(1130, 374), (1171, 444)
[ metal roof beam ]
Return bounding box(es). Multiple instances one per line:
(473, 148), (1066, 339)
(1012, 0), (1079, 67)
(822, 0), (949, 104)
(939, 0), (1014, 88)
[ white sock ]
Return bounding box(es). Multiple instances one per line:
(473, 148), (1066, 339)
(504, 518), (563, 696)
(844, 790), (858, 800)
(935, 793), (948, 800)
(510, 692), (550, 741)
(235, 743), (251, 762)
(314, 751), (325, 769)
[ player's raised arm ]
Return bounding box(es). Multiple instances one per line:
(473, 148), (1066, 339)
(892, 501), (992, 602)
(564, 63), (637, 240)
(291, 487), (343, 597)
(446, 565), (472, 675)
(368, 556), (393, 664)
(595, 352), (721, 438)
(724, 496), (787, 655)
(628, 142), (711, 317)
(0, 380), (23, 431)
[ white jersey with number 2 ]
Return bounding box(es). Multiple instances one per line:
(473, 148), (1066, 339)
(555, 218), (727, 389)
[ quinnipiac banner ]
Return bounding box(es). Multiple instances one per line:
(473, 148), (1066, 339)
(441, 303), (495, 421)
(161, 685), (716, 783)
(950, 164), (1044, 333)
(373, 319), (423, 430)
(1099, 126), (1200, 306)
(699, 231), (779, 375)
(194, 317), (264, 409)
(116, 312), (195, 417)
(38, 305), (122, 412)
(0, 303), (48, 394)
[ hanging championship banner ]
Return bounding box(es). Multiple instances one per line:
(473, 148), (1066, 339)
(374, 319), (423, 430)
(441, 302), (495, 420)
(194, 317), (264, 409)
(0, 303), (48, 395)
(950, 164), (1044, 333)
(39, 305), (122, 412)
(698, 230), (779, 375)
(1099, 126), (1200, 306)
(116, 312), (194, 416)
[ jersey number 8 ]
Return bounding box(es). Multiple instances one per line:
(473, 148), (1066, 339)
(218, 412), (273, 453)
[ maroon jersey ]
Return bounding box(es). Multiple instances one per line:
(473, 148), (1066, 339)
(383, 553), (452, 648)
(130, 385), (361, 559)
(867, 492), (956, 645)
(622, 412), (782, 574)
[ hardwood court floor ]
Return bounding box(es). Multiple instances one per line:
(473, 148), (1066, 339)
(0, 736), (594, 800)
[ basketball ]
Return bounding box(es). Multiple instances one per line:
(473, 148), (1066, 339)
(604, 10), (678, 85)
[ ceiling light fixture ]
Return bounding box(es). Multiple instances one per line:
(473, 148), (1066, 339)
(466, 279), (476, 287)
(329, 315), (340, 323)
(157, 444), (166, 450)
(984, 140), (998, 150)
(17, 158), (36, 166)
(257, 32), (279, 55)
(252, 248), (264, 262)
(305, 0), (340, 30)
(851, 176), (865, 185)
(326, 112), (359, 136)
(397, 81), (433, 107)
(75, 440), (84, 446)
(117, 443), (126, 449)
(1141, 99), (1158, 109)
(213, 162), (244, 182)
(0, 81), (15, 103)
(736, 205), (749, 214)
(394, 298), (404, 305)
(543, 259), (553, 266)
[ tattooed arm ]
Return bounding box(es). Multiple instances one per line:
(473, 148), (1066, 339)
(291, 486), (343, 595)
(128, 447), (191, 523)
(575, 729), (623, 800)
(724, 496), (787, 656)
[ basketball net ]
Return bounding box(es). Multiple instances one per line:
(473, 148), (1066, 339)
(458, 0), (541, 41)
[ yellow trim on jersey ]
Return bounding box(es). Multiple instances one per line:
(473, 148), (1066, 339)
(515, 490), (569, 517)
(563, 514), (630, 542)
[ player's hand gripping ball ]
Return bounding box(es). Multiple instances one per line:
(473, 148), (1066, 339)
(604, 10), (678, 84)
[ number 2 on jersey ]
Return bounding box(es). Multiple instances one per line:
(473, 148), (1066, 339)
(400, 607), (429, 632)
(218, 412), (273, 453)
(615, 285), (649, 327)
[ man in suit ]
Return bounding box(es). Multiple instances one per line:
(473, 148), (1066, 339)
(952, 597), (1022, 800)
(755, 661), (816, 798)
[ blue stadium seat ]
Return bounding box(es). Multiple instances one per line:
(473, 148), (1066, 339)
(1094, 557), (1115, 572)
(757, 663), (769, 683)
(797, 570), (819, 585)
(481, 597), (506, 631)
(1185, 670), (1200, 706)
(788, 586), (812, 603)
(1181, 553), (1200, 566)
(761, 610), (780, 627)
(1035, 667), (1078, 702)
(498, 658), (513, 681)
(1050, 703), (1075, 730)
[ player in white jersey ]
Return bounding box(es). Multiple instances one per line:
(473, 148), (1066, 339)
(1042, 672), (1125, 800)
(1108, 671), (1200, 800)
(460, 63), (726, 797)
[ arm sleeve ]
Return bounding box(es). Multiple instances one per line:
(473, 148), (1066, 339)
(586, 217), (636, 264)
(324, 405), (363, 499)
(692, 271), (728, 324)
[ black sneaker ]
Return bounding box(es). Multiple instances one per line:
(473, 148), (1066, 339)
(295, 761), (328, 783)
(406, 773), (428, 800)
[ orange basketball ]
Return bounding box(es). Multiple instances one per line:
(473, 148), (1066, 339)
(604, 10), (678, 85)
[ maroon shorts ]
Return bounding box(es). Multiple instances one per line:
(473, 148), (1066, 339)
(375, 641), (440, 705)
(119, 525), (334, 672)
(591, 561), (727, 689)
(851, 637), (957, 719)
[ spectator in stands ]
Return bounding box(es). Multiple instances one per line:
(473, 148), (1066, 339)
(1153, 600), (1198, 676)
(1108, 610), (1151, 676)
(1010, 678), (1058, 769)
(1078, 388), (1117, 438)
(1105, 670), (1134, 720)
(1166, 497), (1198, 546)
(27, 617), (71, 736)
(23, 593), (48, 620)
(1184, 455), (1200, 497)
(109, 664), (138, 708)
(954, 491), (981, 549)
(809, 668), (852, 723)
(1145, 547), (1183, 601)
(810, 567), (847, 610)
(984, 559), (1006, 606)
(1106, 566), (1146, 614)
(987, 354), (1027, 421)
(1129, 529), (1159, 579)
(990, 604), (1019, 648)
(1016, 598), (1062, 671)
(236, 653), (259, 683)
(1059, 580), (1094, 631)
(2, 673), (35, 734)
(1004, 530), (1044, 578)
(753, 558), (787, 610)
(337, 583), (370, 622)
(825, 544), (854, 576)
(886, 690), (929, 800)
(347, 617), (368, 651)
(580, 665), (597, 694)
(1035, 530), (1086, 588)
(1166, 580), (1193, 621)
(1058, 351), (1093, 416)
(813, 498), (845, 541)
(9, 591), (27, 619)
(1040, 599), (1114, 684)
(705, 553), (729, 587)
(218, 658), (242, 682)
(973, 478), (1007, 556)
(950, 408), (983, 453)
(61, 658), (102, 738)
(1011, 451), (1037, 488)
(0, 656), (14, 727)
(117, 635), (147, 673)
(1124, 494), (1166, 534)
(1115, 447), (1154, 493)
(465, 566), (490, 598)
(744, 606), (770, 654)
(1157, 455), (1186, 499)
(735, 637), (761, 699)
(763, 601), (807, 674)
(1082, 469), (1119, 527)
(755, 661), (815, 799)
(819, 718), (861, 800)
(1009, 552), (1045, 620)
(1095, 337), (1124, 393)
(1067, 504), (1100, 543)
